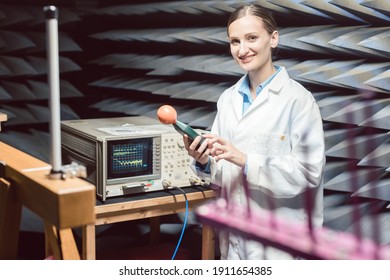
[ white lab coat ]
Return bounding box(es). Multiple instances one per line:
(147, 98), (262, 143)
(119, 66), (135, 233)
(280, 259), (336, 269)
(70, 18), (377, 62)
(193, 66), (325, 259)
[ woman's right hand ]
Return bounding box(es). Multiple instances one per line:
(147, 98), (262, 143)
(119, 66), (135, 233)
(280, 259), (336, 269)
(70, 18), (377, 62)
(183, 134), (210, 165)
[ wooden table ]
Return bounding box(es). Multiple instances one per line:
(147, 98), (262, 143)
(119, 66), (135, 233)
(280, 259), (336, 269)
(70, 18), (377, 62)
(82, 186), (216, 260)
(0, 113), (6, 131)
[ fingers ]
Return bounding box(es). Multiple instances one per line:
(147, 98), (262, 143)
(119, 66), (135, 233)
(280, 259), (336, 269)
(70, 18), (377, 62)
(197, 136), (209, 153)
(184, 135), (210, 165)
(210, 142), (225, 157)
(202, 133), (224, 145)
(188, 135), (206, 151)
(184, 135), (206, 149)
(183, 134), (191, 150)
(201, 133), (215, 139)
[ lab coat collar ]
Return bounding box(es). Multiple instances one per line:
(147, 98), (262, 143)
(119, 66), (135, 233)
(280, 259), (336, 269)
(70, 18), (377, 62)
(232, 66), (289, 120)
(267, 66), (289, 94)
(232, 75), (247, 120)
(234, 66), (289, 96)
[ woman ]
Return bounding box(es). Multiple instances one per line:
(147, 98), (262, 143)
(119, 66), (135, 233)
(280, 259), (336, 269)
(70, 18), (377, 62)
(184, 4), (325, 259)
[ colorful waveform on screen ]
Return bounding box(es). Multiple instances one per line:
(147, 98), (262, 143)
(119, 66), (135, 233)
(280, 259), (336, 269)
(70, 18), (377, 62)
(112, 144), (146, 170)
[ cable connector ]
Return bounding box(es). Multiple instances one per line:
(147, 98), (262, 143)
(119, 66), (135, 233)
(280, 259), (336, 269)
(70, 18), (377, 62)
(162, 179), (174, 189)
(189, 176), (211, 187)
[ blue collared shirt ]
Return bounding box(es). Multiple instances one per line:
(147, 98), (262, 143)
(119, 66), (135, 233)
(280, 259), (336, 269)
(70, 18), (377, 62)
(239, 65), (281, 115)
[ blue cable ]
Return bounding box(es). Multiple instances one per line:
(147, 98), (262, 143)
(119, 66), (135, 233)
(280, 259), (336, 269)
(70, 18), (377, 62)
(171, 187), (188, 260)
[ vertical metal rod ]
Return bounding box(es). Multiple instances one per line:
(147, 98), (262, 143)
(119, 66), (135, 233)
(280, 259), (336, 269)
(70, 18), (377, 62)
(44, 6), (62, 175)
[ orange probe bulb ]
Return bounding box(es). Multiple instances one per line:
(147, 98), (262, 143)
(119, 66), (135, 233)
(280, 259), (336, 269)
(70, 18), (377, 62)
(157, 105), (177, 124)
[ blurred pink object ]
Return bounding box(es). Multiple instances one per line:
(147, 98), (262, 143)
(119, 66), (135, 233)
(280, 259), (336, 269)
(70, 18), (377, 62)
(196, 198), (390, 260)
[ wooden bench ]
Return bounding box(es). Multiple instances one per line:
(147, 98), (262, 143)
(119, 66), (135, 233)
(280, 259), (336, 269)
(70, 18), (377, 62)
(0, 113), (6, 131)
(0, 141), (96, 260)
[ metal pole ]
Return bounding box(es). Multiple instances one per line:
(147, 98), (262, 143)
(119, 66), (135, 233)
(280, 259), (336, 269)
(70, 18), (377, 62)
(44, 6), (62, 177)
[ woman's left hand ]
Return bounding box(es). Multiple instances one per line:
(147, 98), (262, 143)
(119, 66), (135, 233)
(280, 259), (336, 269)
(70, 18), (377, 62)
(203, 134), (247, 168)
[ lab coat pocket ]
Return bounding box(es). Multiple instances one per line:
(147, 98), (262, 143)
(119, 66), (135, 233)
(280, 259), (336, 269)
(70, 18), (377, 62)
(251, 133), (289, 155)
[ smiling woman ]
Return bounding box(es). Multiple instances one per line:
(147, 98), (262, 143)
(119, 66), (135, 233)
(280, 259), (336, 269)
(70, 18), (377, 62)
(183, 4), (326, 260)
(227, 7), (278, 91)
